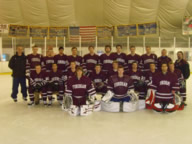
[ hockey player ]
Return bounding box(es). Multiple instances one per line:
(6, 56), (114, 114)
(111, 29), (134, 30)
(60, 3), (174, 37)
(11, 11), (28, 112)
(100, 45), (114, 74)
(111, 45), (127, 67)
(63, 61), (77, 83)
(169, 61), (185, 109)
(28, 65), (47, 106)
(174, 51), (190, 105)
(157, 49), (172, 71)
(144, 63), (160, 109)
(126, 46), (141, 71)
(101, 66), (138, 112)
(140, 46), (157, 72)
(46, 63), (64, 106)
(107, 60), (119, 78)
(68, 47), (84, 69)
(148, 63), (180, 113)
(144, 63), (159, 86)
(43, 49), (55, 73)
(83, 46), (100, 75)
(64, 67), (96, 116)
(127, 62), (146, 109)
(26, 45), (44, 77)
(89, 64), (107, 95)
(54, 47), (68, 73)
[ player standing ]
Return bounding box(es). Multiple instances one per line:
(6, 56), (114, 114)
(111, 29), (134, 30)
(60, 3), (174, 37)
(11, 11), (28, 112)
(54, 47), (68, 73)
(83, 46), (100, 76)
(140, 46), (157, 72)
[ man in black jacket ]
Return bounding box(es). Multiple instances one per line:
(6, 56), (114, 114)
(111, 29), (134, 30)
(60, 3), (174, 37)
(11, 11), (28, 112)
(175, 51), (190, 105)
(8, 46), (27, 102)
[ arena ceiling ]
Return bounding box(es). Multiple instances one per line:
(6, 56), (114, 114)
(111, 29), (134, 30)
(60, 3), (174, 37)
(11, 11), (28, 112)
(0, 0), (192, 38)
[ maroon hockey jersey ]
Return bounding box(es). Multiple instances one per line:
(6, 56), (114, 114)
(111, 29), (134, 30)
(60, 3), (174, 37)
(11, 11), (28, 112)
(144, 70), (159, 86)
(89, 71), (107, 94)
(111, 52), (127, 67)
(26, 54), (44, 73)
(54, 54), (68, 73)
(107, 75), (134, 99)
(126, 54), (141, 71)
(157, 56), (172, 70)
(29, 71), (47, 86)
(149, 72), (179, 103)
(107, 69), (118, 78)
(63, 69), (76, 82)
(140, 54), (157, 72)
(100, 53), (114, 73)
(46, 70), (64, 85)
(83, 53), (100, 73)
(43, 56), (55, 72)
(67, 55), (83, 67)
(126, 70), (145, 98)
(65, 76), (96, 106)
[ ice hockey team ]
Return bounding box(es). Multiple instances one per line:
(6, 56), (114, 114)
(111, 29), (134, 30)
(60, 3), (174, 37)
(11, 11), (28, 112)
(8, 44), (190, 116)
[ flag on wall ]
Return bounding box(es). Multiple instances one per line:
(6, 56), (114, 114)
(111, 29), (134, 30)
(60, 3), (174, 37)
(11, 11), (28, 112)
(69, 26), (96, 42)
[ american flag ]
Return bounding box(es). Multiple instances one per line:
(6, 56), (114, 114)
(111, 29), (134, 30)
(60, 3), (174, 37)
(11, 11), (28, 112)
(69, 26), (96, 42)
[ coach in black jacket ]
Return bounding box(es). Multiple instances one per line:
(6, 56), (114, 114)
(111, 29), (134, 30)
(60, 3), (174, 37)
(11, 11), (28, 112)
(8, 46), (27, 102)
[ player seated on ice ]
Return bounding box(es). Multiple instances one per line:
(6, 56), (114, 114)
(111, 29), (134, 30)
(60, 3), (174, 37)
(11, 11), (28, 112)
(101, 65), (139, 113)
(63, 67), (97, 116)
(63, 61), (77, 83)
(168, 61), (186, 110)
(126, 62), (146, 109)
(28, 65), (47, 106)
(148, 63), (181, 113)
(46, 63), (65, 106)
(107, 60), (119, 78)
(89, 64), (107, 96)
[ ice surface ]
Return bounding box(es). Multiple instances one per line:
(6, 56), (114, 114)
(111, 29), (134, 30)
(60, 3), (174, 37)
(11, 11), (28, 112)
(0, 75), (192, 144)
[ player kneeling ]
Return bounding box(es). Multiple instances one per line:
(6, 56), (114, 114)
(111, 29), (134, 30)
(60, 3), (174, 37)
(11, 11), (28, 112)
(63, 67), (97, 116)
(46, 63), (64, 106)
(101, 66), (139, 112)
(148, 63), (181, 113)
(28, 65), (47, 106)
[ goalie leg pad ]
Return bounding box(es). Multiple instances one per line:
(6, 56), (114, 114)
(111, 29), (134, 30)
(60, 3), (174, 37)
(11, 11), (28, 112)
(101, 101), (120, 112)
(80, 105), (93, 116)
(123, 101), (138, 112)
(62, 95), (73, 111)
(138, 100), (146, 110)
(93, 100), (101, 112)
(68, 105), (80, 116)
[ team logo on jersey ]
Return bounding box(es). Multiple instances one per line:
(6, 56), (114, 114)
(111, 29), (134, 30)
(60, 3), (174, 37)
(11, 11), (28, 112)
(72, 84), (87, 89)
(114, 82), (128, 87)
(58, 60), (67, 64)
(86, 59), (97, 64)
(103, 59), (113, 64)
(130, 75), (140, 81)
(144, 59), (154, 64)
(160, 80), (170, 86)
(32, 58), (40, 62)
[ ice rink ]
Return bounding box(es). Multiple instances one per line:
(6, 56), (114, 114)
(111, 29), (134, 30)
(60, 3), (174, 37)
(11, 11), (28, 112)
(0, 74), (192, 144)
